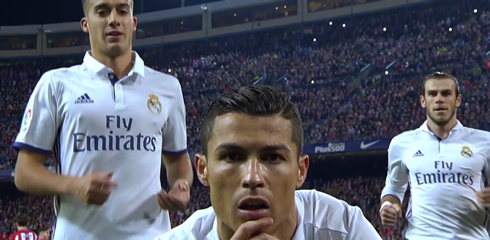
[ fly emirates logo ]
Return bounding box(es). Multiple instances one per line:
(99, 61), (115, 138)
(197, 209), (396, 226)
(414, 161), (474, 186)
(72, 115), (157, 152)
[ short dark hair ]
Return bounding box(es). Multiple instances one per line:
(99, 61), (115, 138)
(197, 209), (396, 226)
(200, 85), (304, 158)
(422, 71), (460, 96)
(82, 0), (133, 16)
(17, 215), (28, 227)
(82, 0), (89, 15)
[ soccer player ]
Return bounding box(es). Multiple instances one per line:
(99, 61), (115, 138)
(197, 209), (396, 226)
(9, 215), (37, 240)
(380, 71), (490, 239)
(12, 0), (193, 239)
(156, 85), (381, 240)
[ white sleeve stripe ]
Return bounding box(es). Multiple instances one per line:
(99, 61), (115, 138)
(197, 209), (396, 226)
(12, 142), (52, 156)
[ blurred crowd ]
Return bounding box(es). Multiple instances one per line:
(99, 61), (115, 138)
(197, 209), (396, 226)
(2, 171), (405, 239)
(0, 0), (489, 239)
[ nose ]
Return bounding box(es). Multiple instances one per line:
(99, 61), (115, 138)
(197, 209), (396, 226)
(435, 93), (444, 104)
(108, 10), (121, 28)
(241, 158), (265, 189)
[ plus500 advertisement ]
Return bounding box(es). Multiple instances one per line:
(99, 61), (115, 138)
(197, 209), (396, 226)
(304, 138), (392, 155)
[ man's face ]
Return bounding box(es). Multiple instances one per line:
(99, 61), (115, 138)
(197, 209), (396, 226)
(196, 113), (309, 235)
(40, 230), (50, 239)
(420, 78), (461, 126)
(81, 0), (136, 58)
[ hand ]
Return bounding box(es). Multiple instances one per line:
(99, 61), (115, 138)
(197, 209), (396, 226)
(379, 202), (401, 227)
(231, 218), (279, 240)
(476, 187), (490, 208)
(157, 180), (190, 212)
(70, 172), (117, 205)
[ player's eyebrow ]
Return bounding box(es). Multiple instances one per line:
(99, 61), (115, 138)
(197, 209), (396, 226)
(215, 143), (291, 153)
(93, 3), (130, 11)
(261, 144), (291, 153)
(427, 89), (453, 93)
(214, 143), (246, 152)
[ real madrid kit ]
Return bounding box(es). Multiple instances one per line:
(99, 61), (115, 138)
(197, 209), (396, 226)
(13, 51), (187, 240)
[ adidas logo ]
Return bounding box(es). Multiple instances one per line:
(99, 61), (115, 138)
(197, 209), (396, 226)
(413, 150), (424, 157)
(75, 93), (94, 104)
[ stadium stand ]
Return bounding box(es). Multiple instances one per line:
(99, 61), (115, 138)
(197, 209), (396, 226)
(0, 0), (489, 239)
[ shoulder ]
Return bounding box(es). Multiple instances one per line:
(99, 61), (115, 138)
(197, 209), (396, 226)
(388, 128), (422, 150)
(156, 207), (216, 239)
(143, 66), (182, 90)
(462, 127), (490, 141)
(43, 65), (84, 80)
(461, 127), (490, 155)
(295, 189), (364, 234)
(39, 65), (83, 89)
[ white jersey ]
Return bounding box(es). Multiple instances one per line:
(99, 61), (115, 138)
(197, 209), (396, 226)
(381, 121), (490, 240)
(156, 190), (381, 240)
(13, 52), (188, 240)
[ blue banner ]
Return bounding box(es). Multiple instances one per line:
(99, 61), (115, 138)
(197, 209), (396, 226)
(0, 169), (14, 180)
(0, 138), (393, 180)
(303, 137), (392, 155)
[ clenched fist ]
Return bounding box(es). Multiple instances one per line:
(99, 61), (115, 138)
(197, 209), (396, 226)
(158, 180), (190, 212)
(379, 202), (402, 227)
(69, 172), (117, 205)
(477, 187), (490, 208)
(231, 218), (279, 240)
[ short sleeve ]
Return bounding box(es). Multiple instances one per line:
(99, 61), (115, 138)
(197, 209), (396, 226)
(483, 133), (490, 187)
(346, 206), (382, 240)
(381, 135), (409, 202)
(13, 72), (59, 156)
(161, 79), (188, 155)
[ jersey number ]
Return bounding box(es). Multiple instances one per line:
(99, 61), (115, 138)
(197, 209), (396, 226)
(18, 233), (34, 240)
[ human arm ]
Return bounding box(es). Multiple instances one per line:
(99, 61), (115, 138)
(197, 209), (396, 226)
(380, 136), (408, 207)
(476, 132), (490, 207)
(158, 78), (193, 211)
(163, 153), (193, 189)
(379, 136), (408, 226)
(161, 79), (193, 187)
(12, 72), (74, 195)
(15, 150), (77, 196)
(13, 72), (115, 204)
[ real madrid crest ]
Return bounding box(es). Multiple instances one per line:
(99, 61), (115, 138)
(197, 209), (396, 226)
(21, 109), (32, 131)
(147, 94), (162, 114)
(461, 146), (473, 158)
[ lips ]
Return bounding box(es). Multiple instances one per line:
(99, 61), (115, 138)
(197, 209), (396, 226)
(237, 197), (271, 220)
(106, 31), (122, 37)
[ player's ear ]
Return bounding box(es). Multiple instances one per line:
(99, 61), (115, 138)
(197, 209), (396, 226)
(81, 17), (89, 33)
(132, 16), (138, 32)
(194, 153), (209, 186)
(455, 94), (462, 108)
(296, 154), (309, 188)
(419, 95), (426, 109)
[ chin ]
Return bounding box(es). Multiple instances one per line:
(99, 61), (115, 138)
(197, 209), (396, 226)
(433, 119), (450, 126)
(105, 47), (124, 57)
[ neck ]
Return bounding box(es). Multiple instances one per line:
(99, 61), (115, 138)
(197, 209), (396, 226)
(91, 50), (133, 79)
(218, 209), (298, 240)
(18, 226), (27, 230)
(427, 118), (458, 139)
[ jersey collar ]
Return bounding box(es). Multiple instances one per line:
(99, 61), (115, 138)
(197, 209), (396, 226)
(420, 120), (463, 133)
(83, 51), (145, 78)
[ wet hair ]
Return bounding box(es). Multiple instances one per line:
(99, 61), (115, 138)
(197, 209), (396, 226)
(200, 85), (304, 158)
(422, 71), (460, 96)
